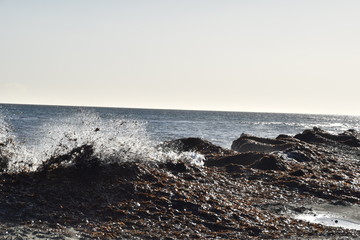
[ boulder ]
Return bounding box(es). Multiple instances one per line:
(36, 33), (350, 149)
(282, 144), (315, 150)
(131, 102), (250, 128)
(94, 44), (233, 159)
(40, 144), (100, 171)
(231, 134), (294, 153)
(205, 152), (264, 167)
(249, 155), (289, 171)
(295, 127), (360, 147)
(160, 138), (234, 156)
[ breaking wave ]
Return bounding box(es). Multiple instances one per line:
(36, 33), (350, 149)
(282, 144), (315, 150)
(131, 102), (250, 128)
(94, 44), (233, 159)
(0, 110), (204, 173)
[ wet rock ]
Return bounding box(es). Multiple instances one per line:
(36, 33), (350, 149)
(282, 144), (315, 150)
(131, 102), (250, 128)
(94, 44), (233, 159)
(165, 161), (188, 173)
(283, 149), (318, 162)
(202, 222), (236, 231)
(171, 200), (200, 212)
(295, 128), (327, 144)
(225, 164), (245, 173)
(40, 144), (100, 171)
(205, 152), (264, 167)
(1, 128), (360, 239)
(295, 127), (360, 147)
(289, 169), (307, 176)
(161, 138), (233, 156)
(231, 134), (291, 153)
(0, 155), (9, 172)
(235, 134), (286, 145)
(250, 155), (289, 171)
(231, 133), (301, 153)
(332, 174), (345, 181)
(109, 162), (142, 180)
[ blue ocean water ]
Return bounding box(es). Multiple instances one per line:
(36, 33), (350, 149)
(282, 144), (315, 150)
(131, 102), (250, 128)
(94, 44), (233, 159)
(1, 103), (359, 149)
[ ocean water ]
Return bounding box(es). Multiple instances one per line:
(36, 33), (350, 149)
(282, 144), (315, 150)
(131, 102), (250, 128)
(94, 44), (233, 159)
(1, 103), (360, 171)
(1, 104), (360, 147)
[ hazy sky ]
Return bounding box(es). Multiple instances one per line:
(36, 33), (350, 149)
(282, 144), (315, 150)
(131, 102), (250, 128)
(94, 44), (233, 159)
(1, 1), (359, 115)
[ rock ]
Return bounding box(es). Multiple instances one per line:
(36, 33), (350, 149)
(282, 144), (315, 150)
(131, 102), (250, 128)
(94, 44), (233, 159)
(332, 174), (345, 181)
(161, 138), (234, 157)
(250, 155), (288, 171)
(205, 152), (264, 167)
(289, 169), (307, 176)
(165, 161), (188, 173)
(231, 134), (294, 153)
(40, 144), (100, 171)
(0, 155), (9, 172)
(235, 134), (286, 145)
(225, 164), (245, 173)
(295, 127), (360, 147)
(294, 128), (327, 144)
(283, 149), (317, 162)
(1, 128), (360, 239)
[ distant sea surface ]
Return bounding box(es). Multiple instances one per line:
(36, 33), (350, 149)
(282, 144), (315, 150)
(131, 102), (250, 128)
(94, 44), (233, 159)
(1, 104), (360, 149)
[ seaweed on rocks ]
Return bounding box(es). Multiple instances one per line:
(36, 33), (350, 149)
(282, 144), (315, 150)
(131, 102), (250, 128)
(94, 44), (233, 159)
(0, 128), (360, 239)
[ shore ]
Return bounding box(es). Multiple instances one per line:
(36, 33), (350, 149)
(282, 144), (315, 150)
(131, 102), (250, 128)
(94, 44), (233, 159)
(0, 127), (360, 239)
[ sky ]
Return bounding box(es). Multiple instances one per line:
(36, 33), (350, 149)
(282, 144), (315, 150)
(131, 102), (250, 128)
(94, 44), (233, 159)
(0, 0), (359, 115)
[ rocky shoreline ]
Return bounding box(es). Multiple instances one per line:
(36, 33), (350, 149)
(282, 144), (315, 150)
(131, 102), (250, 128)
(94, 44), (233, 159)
(0, 128), (360, 239)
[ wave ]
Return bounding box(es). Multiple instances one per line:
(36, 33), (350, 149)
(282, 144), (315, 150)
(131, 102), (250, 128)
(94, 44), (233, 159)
(0, 110), (204, 173)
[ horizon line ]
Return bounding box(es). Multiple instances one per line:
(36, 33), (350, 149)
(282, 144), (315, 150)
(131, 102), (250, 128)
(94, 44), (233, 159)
(0, 101), (358, 117)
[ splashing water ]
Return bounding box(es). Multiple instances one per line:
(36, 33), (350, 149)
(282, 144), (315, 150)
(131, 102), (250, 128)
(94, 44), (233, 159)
(1, 110), (204, 173)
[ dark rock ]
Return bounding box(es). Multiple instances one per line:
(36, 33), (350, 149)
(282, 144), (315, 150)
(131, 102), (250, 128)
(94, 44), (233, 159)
(1, 128), (360, 239)
(235, 134), (286, 145)
(295, 127), (360, 147)
(231, 134), (295, 153)
(40, 144), (100, 171)
(276, 134), (293, 140)
(202, 222), (236, 231)
(161, 138), (234, 157)
(205, 152), (264, 167)
(342, 139), (360, 147)
(0, 155), (9, 172)
(295, 128), (327, 144)
(198, 210), (220, 222)
(289, 169), (307, 176)
(225, 164), (245, 173)
(250, 155), (288, 171)
(283, 149), (317, 162)
(247, 226), (262, 236)
(111, 162), (142, 180)
(165, 161), (188, 173)
(171, 200), (199, 212)
(332, 174), (344, 181)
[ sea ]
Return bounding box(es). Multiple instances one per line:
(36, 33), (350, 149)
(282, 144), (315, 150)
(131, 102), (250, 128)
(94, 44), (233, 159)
(1, 103), (360, 171)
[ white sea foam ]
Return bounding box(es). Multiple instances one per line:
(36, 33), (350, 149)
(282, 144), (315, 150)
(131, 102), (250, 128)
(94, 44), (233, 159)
(1, 110), (204, 172)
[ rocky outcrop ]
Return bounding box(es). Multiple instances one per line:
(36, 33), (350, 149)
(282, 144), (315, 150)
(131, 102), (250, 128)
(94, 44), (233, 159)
(160, 137), (235, 159)
(206, 152), (296, 171)
(1, 128), (360, 239)
(231, 134), (289, 153)
(295, 127), (360, 147)
(249, 154), (289, 171)
(205, 152), (264, 167)
(40, 144), (101, 171)
(230, 131), (331, 164)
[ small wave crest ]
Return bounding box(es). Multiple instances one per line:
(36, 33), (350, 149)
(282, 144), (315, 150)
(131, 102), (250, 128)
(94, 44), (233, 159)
(0, 110), (204, 173)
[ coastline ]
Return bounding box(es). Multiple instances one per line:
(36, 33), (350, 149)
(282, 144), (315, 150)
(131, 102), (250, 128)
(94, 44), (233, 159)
(0, 127), (360, 239)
